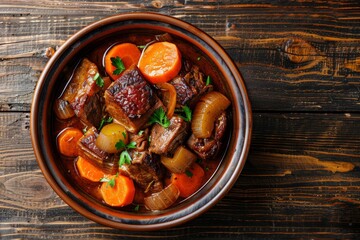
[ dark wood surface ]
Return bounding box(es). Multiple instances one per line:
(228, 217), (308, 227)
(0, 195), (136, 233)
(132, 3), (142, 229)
(1, 0), (360, 239)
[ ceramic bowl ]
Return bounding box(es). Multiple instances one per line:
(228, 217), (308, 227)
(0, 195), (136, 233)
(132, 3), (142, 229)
(30, 12), (252, 230)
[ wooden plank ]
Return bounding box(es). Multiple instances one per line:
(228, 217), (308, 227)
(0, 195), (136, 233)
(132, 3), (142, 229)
(0, 1), (360, 112)
(1, 112), (359, 238)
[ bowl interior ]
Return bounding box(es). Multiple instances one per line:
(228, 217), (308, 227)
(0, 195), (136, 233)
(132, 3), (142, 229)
(31, 13), (251, 230)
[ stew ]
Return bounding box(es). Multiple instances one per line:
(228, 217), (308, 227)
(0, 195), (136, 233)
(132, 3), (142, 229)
(53, 32), (231, 212)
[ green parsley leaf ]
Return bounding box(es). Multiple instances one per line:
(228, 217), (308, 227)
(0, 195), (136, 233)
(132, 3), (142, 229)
(100, 175), (117, 188)
(185, 170), (193, 177)
(148, 108), (170, 128)
(116, 139), (137, 166)
(205, 75), (211, 86)
(82, 126), (88, 134)
(115, 139), (126, 150)
(94, 72), (104, 87)
(119, 150), (132, 166)
(108, 177), (116, 187)
(111, 56), (126, 75)
(115, 139), (136, 151)
(137, 45), (146, 49)
(99, 177), (109, 183)
(178, 105), (192, 122)
(98, 116), (113, 130)
(196, 158), (202, 164)
(197, 56), (201, 61)
(122, 131), (127, 139)
(134, 204), (140, 211)
(138, 130), (144, 136)
(127, 141), (137, 149)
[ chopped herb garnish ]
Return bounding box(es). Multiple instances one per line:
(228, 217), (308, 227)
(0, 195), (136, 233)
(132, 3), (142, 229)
(99, 177), (109, 183)
(94, 72), (104, 87)
(108, 178), (116, 187)
(148, 108), (170, 128)
(205, 166), (210, 171)
(119, 150), (132, 166)
(205, 75), (212, 86)
(134, 204), (140, 211)
(111, 56), (126, 75)
(197, 56), (201, 61)
(177, 105), (192, 122)
(196, 158), (202, 164)
(115, 140), (126, 150)
(127, 141), (137, 149)
(98, 116), (113, 130)
(138, 45), (146, 49)
(100, 174), (118, 188)
(185, 170), (193, 177)
(116, 137), (137, 166)
(82, 126), (88, 134)
(138, 130), (144, 136)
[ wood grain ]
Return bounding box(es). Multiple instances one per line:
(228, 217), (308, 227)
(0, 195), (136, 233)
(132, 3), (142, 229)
(1, 112), (359, 238)
(1, 0), (360, 239)
(0, 1), (360, 112)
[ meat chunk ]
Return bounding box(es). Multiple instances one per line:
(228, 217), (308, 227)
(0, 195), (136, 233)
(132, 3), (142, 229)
(129, 128), (150, 152)
(213, 111), (227, 140)
(168, 60), (212, 107)
(77, 127), (117, 174)
(187, 112), (227, 159)
(119, 151), (164, 193)
(187, 136), (220, 160)
(184, 64), (206, 93)
(105, 66), (163, 133)
(62, 58), (103, 127)
(149, 116), (190, 156)
(169, 76), (195, 105)
(119, 129), (163, 193)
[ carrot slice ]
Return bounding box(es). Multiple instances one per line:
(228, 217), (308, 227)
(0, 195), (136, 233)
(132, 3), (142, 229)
(138, 42), (181, 84)
(170, 163), (205, 198)
(156, 82), (177, 118)
(57, 127), (83, 157)
(100, 174), (135, 207)
(104, 43), (141, 80)
(76, 156), (106, 182)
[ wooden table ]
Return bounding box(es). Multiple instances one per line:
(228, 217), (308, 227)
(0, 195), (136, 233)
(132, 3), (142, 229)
(1, 0), (360, 239)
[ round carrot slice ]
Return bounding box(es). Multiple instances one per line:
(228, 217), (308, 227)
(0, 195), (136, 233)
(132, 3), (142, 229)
(100, 174), (135, 207)
(170, 163), (205, 198)
(138, 42), (182, 84)
(104, 43), (141, 80)
(76, 156), (105, 182)
(57, 127), (83, 157)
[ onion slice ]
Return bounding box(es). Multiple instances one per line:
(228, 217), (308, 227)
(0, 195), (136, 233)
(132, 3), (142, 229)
(53, 98), (75, 120)
(161, 146), (196, 173)
(156, 82), (177, 119)
(95, 123), (128, 153)
(144, 184), (180, 211)
(192, 91), (230, 138)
